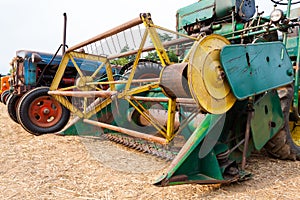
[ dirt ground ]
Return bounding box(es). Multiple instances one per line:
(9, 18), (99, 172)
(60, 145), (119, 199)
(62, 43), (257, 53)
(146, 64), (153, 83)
(1, 103), (300, 200)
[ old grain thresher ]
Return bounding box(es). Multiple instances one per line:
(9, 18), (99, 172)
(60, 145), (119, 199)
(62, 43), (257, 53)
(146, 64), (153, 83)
(15, 0), (300, 185)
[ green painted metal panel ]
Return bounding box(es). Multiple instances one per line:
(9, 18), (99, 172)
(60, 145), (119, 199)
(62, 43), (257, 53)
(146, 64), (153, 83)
(59, 118), (103, 136)
(286, 36), (298, 57)
(59, 122), (80, 135)
(251, 91), (284, 150)
(74, 116), (104, 136)
(154, 114), (225, 185)
(215, 0), (235, 18)
(198, 114), (226, 159)
(214, 23), (245, 36)
(176, 0), (234, 33)
(221, 42), (293, 100)
(177, 0), (214, 31)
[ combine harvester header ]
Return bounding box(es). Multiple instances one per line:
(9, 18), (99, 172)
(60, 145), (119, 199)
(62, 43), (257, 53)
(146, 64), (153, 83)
(15, 0), (300, 186)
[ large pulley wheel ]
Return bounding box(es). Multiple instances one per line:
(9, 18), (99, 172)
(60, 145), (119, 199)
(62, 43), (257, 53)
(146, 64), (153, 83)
(17, 87), (70, 135)
(188, 34), (236, 114)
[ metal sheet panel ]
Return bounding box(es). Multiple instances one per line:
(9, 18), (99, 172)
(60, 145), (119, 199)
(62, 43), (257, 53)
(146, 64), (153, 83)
(177, 0), (215, 30)
(251, 91), (284, 150)
(221, 42), (293, 100)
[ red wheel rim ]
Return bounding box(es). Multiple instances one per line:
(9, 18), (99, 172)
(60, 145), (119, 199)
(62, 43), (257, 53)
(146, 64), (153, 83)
(28, 96), (63, 128)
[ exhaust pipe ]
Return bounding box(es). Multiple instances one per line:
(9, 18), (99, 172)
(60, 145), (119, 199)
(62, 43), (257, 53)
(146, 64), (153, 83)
(62, 13), (67, 54)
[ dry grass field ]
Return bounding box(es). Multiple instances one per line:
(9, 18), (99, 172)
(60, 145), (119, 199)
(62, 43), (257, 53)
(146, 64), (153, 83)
(0, 103), (300, 199)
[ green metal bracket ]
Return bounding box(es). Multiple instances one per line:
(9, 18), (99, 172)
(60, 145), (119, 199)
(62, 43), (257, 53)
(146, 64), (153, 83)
(154, 114), (234, 186)
(251, 90), (284, 150)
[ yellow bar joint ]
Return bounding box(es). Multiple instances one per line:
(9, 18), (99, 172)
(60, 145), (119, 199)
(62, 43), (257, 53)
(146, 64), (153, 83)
(166, 98), (176, 140)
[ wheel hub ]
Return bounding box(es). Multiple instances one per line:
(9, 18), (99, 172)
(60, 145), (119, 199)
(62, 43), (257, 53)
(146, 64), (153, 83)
(76, 76), (94, 91)
(28, 96), (62, 128)
(43, 108), (50, 115)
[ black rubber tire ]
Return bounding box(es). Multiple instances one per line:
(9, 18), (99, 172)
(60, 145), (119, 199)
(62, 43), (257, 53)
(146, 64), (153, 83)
(122, 61), (162, 84)
(1, 90), (10, 104)
(6, 94), (21, 124)
(264, 85), (300, 160)
(16, 87), (70, 135)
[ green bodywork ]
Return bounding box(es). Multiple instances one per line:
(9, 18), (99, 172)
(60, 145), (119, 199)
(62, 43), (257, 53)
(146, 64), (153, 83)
(154, 78), (285, 186)
(221, 42), (293, 100)
(176, 0), (235, 34)
(154, 114), (228, 185)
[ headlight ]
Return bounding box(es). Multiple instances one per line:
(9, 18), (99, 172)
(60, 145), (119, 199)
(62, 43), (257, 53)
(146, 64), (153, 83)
(270, 9), (284, 23)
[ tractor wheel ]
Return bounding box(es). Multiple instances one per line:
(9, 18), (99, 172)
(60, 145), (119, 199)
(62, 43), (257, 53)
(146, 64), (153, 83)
(17, 87), (70, 135)
(6, 94), (21, 123)
(122, 61), (162, 85)
(1, 90), (10, 104)
(264, 84), (300, 160)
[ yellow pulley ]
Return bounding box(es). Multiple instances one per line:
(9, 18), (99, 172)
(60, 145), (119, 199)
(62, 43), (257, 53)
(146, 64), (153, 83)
(187, 34), (236, 114)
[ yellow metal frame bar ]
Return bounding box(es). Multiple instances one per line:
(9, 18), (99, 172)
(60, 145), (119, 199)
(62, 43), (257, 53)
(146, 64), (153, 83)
(50, 51), (115, 118)
(50, 54), (70, 90)
(141, 13), (171, 67)
(86, 97), (113, 119)
(58, 85), (78, 91)
(124, 28), (149, 91)
(52, 81), (160, 119)
(125, 93), (177, 141)
(91, 61), (106, 78)
(166, 98), (176, 140)
(119, 83), (159, 97)
(126, 98), (167, 136)
(50, 51), (112, 90)
(85, 78), (159, 87)
(123, 13), (174, 92)
(150, 23), (198, 41)
(69, 55), (84, 78)
(51, 94), (84, 118)
(87, 83), (160, 119)
(105, 62), (116, 91)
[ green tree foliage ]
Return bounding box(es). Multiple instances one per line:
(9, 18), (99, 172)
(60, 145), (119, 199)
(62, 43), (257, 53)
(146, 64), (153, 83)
(159, 33), (173, 42)
(111, 45), (135, 66)
(145, 33), (178, 63)
(167, 50), (179, 63)
(111, 32), (178, 67)
(111, 57), (129, 66)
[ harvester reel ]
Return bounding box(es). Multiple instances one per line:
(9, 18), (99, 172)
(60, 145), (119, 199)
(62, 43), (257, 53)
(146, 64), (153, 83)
(188, 34), (236, 114)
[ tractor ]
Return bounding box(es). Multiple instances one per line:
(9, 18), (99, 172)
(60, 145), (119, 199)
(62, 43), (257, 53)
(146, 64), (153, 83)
(16, 0), (300, 185)
(0, 75), (10, 104)
(8, 49), (120, 130)
(6, 13), (70, 125)
(7, 13), (120, 129)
